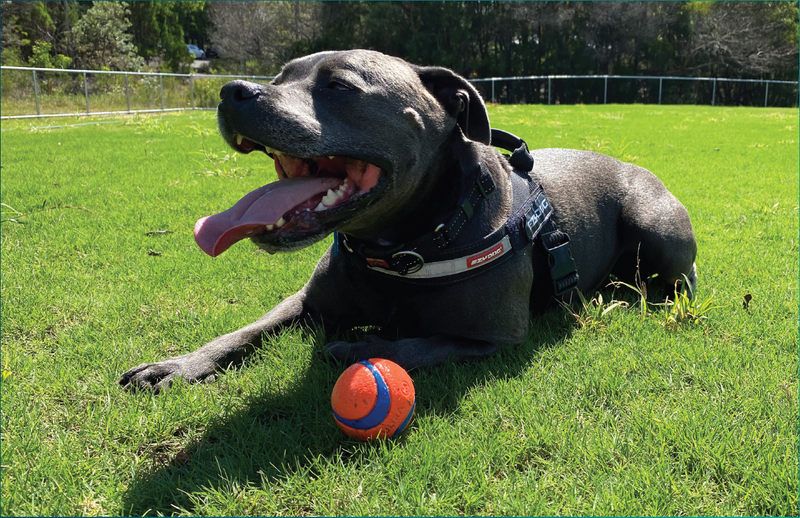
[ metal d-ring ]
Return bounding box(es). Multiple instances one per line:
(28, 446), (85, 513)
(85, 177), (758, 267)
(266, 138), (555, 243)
(391, 250), (424, 274)
(341, 234), (354, 253)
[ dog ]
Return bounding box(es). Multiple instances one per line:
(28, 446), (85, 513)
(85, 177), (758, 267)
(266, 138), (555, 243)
(119, 50), (697, 391)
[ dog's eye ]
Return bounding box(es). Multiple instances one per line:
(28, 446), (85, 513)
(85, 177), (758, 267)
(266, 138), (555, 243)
(326, 80), (354, 92)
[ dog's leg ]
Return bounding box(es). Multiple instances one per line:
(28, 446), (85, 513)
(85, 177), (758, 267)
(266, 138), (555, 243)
(118, 290), (310, 392)
(322, 335), (499, 371)
(616, 167), (698, 297)
(628, 224), (697, 297)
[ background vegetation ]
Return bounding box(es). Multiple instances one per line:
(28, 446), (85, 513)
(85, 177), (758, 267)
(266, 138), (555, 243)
(1, 105), (797, 516)
(2, 2), (798, 113)
(2, 1), (797, 81)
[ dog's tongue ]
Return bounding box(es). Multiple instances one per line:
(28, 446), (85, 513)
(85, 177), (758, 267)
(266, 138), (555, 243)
(194, 176), (343, 257)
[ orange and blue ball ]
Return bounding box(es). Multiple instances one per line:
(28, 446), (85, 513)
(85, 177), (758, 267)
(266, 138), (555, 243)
(331, 358), (416, 440)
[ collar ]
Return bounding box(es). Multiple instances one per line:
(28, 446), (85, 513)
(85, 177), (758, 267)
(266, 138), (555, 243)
(337, 161), (496, 274)
(335, 181), (551, 282)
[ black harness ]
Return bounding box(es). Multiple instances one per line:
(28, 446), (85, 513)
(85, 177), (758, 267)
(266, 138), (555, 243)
(334, 129), (579, 296)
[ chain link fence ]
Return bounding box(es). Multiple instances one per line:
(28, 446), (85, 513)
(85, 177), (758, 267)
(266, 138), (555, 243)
(470, 74), (799, 107)
(1, 65), (797, 119)
(0, 66), (275, 119)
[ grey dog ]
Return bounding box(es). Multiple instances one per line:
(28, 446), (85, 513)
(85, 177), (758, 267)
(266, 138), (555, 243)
(119, 50), (697, 391)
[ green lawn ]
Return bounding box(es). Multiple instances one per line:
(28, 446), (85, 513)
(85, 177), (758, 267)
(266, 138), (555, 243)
(1, 105), (798, 516)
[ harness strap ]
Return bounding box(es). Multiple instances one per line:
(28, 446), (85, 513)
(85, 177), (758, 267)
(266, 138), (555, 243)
(335, 129), (579, 295)
(431, 163), (495, 249)
(491, 129), (535, 172)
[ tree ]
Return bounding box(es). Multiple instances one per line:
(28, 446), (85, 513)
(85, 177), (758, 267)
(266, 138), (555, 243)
(308, 2), (502, 76)
(70, 1), (143, 71)
(1, 1), (57, 65)
(575, 2), (686, 75)
(2, 0), (797, 86)
(208, 1), (321, 74)
(129, 2), (208, 72)
(27, 40), (72, 69)
(683, 1), (799, 78)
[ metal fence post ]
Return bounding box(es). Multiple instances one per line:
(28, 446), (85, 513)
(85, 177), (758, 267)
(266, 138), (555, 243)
(764, 81), (769, 108)
(548, 77), (551, 105)
(190, 73), (195, 109)
(159, 73), (165, 110)
(604, 76), (608, 104)
(124, 72), (131, 113)
(711, 78), (716, 106)
(83, 71), (90, 114)
(658, 77), (663, 104)
(491, 79), (495, 104)
(32, 70), (41, 117)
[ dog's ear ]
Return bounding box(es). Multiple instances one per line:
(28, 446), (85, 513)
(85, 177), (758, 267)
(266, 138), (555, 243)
(414, 66), (491, 145)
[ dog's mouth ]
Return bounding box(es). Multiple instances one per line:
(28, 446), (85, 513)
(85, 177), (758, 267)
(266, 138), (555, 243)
(194, 134), (386, 257)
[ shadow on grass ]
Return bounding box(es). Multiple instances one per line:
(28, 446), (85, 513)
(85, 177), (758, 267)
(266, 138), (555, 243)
(119, 278), (686, 515)
(119, 307), (573, 515)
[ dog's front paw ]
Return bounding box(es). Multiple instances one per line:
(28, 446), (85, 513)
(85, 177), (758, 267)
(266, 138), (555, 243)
(320, 335), (385, 365)
(118, 353), (216, 393)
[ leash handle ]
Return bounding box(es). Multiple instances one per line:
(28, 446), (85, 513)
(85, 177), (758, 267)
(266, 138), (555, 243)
(490, 129), (534, 172)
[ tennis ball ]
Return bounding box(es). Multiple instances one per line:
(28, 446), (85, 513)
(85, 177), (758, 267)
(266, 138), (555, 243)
(331, 358), (416, 440)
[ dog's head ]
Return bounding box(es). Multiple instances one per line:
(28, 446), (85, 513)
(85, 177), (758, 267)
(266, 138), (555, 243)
(195, 50), (490, 256)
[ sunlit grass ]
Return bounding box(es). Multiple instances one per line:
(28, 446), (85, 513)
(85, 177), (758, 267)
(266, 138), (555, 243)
(1, 105), (797, 515)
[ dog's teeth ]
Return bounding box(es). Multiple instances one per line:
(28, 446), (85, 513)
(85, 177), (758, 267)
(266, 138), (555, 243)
(328, 156), (334, 160)
(314, 202), (325, 211)
(236, 134), (243, 145)
(321, 184), (350, 207)
(275, 217), (285, 228)
(266, 224), (274, 231)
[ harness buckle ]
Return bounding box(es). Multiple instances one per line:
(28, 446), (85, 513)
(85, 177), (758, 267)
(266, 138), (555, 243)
(540, 229), (579, 296)
(391, 250), (425, 275)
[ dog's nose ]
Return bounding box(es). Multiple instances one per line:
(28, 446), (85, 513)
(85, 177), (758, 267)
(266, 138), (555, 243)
(220, 80), (262, 102)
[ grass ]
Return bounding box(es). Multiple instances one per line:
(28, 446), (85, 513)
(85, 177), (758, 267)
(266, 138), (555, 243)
(1, 104), (798, 516)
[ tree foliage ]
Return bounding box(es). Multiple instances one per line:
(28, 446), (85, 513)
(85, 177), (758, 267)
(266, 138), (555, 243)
(683, 1), (799, 77)
(129, 2), (208, 72)
(297, 1), (797, 81)
(1, 1), (797, 81)
(69, 1), (144, 71)
(208, 1), (321, 74)
(0, 1), (81, 66)
(27, 40), (72, 69)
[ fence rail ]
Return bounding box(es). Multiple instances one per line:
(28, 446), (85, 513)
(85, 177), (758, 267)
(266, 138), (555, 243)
(1, 65), (276, 120)
(1, 65), (797, 120)
(472, 74), (799, 107)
